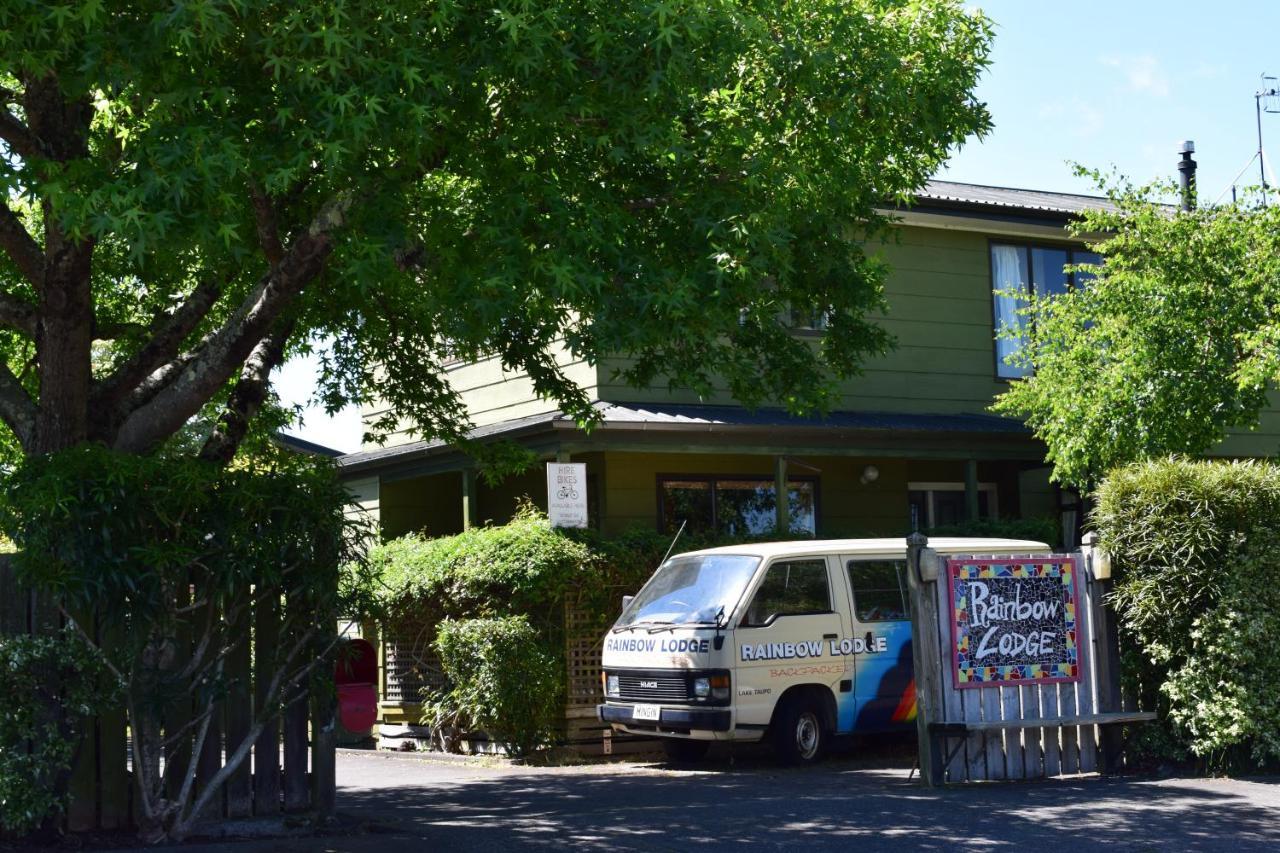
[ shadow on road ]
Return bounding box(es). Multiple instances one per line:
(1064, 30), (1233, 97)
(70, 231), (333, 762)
(337, 748), (1280, 852)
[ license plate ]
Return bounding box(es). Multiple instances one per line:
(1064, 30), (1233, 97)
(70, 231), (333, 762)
(632, 703), (662, 721)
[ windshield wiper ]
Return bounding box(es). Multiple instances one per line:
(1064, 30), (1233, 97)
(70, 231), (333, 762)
(612, 620), (672, 633)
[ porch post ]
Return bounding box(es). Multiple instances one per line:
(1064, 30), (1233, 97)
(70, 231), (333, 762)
(964, 459), (979, 521)
(774, 455), (789, 534)
(461, 467), (478, 530)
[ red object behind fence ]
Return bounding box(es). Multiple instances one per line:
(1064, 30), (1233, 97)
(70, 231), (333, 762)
(335, 638), (378, 733)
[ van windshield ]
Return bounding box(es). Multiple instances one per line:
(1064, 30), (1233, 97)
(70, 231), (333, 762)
(618, 554), (761, 628)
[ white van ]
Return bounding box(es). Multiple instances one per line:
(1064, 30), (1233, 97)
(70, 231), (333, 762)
(598, 537), (1050, 763)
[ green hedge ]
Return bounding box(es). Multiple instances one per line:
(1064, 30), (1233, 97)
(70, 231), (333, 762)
(1094, 458), (1280, 770)
(372, 503), (596, 634)
(425, 616), (562, 759)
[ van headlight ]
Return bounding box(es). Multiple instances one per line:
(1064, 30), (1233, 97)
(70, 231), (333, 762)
(693, 674), (730, 702)
(605, 674), (620, 698)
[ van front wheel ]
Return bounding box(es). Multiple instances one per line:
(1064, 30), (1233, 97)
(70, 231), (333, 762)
(771, 696), (827, 765)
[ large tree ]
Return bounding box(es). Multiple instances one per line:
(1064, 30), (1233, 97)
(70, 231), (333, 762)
(993, 178), (1280, 489)
(0, 0), (992, 463)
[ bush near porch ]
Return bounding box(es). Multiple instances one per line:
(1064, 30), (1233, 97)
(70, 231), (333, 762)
(1094, 458), (1280, 772)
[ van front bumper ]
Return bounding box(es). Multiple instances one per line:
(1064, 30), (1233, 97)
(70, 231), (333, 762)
(597, 702), (731, 732)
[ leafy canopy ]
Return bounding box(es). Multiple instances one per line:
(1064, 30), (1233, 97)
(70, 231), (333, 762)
(0, 0), (992, 459)
(992, 176), (1280, 488)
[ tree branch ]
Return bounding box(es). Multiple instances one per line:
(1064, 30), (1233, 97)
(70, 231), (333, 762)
(250, 187), (284, 268)
(0, 291), (36, 336)
(199, 317), (296, 465)
(92, 278), (224, 423)
(0, 201), (43, 287)
(0, 361), (36, 445)
(0, 103), (49, 162)
(111, 196), (350, 453)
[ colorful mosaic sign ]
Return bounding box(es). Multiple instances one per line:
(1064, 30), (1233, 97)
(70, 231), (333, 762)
(948, 557), (1080, 689)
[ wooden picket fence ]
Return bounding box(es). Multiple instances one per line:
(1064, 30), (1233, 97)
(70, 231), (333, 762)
(905, 535), (1154, 785)
(0, 555), (337, 832)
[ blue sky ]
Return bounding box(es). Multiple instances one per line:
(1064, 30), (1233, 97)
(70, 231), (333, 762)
(944, 1), (1280, 201)
(277, 0), (1280, 453)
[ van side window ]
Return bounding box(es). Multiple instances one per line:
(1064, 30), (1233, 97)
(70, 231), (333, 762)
(741, 559), (831, 626)
(848, 560), (909, 622)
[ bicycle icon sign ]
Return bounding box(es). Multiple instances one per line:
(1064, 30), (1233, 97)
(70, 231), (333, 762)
(547, 462), (588, 528)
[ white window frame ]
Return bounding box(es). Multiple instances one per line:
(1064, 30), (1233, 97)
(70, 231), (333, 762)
(908, 481), (999, 528)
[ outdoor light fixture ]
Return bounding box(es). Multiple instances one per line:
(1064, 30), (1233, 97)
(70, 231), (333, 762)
(859, 465), (879, 485)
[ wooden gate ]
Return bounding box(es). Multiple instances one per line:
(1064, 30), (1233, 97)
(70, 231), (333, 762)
(904, 533), (1154, 785)
(0, 556), (338, 832)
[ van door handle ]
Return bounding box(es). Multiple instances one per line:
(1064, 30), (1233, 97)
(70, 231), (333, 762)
(822, 633), (838, 640)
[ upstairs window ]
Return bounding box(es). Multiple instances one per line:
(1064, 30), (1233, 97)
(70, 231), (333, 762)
(789, 305), (831, 332)
(992, 243), (1101, 379)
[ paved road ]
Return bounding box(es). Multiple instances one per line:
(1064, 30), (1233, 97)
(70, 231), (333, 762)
(139, 741), (1280, 853)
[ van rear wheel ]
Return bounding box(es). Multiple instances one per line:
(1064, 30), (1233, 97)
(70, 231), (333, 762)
(771, 696), (827, 765)
(662, 738), (711, 764)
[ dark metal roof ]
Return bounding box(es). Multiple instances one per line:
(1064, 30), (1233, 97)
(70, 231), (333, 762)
(592, 402), (1029, 434)
(911, 180), (1117, 218)
(273, 432), (344, 458)
(337, 402), (1029, 474)
(336, 409), (564, 471)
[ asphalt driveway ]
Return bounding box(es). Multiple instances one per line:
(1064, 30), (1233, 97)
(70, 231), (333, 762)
(121, 743), (1280, 852)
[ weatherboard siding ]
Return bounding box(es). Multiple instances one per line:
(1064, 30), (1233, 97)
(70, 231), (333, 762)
(597, 224), (1009, 416)
(358, 220), (1280, 464)
(1215, 396), (1280, 459)
(362, 343), (597, 447)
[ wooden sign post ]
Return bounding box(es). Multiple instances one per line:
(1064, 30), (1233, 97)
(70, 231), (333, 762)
(905, 535), (1155, 786)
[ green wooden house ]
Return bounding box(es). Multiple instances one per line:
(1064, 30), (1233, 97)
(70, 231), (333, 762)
(338, 180), (1280, 549)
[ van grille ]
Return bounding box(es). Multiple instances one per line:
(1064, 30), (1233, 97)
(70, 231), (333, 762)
(616, 673), (688, 702)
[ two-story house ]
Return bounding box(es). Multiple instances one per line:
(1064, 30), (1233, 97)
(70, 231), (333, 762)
(337, 180), (1280, 549)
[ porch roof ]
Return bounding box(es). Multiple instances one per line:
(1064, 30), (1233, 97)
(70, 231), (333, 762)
(338, 402), (1037, 479)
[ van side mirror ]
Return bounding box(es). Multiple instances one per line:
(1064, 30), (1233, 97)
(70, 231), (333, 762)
(621, 595), (634, 614)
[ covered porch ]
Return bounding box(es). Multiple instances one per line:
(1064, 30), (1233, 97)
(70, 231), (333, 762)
(339, 403), (1070, 546)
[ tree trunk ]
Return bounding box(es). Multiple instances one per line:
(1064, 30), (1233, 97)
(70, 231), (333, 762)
(32, 229), (94, 455)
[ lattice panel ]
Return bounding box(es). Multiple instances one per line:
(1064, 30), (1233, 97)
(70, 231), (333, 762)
(565, 604), (606, 708)
(383, 620), (445, 704)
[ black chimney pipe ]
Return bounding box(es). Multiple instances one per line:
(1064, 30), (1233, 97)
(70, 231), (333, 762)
(1178, 140), (1196, 211)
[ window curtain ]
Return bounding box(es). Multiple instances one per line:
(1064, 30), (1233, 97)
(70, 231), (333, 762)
(992, 245), (1031, 378)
